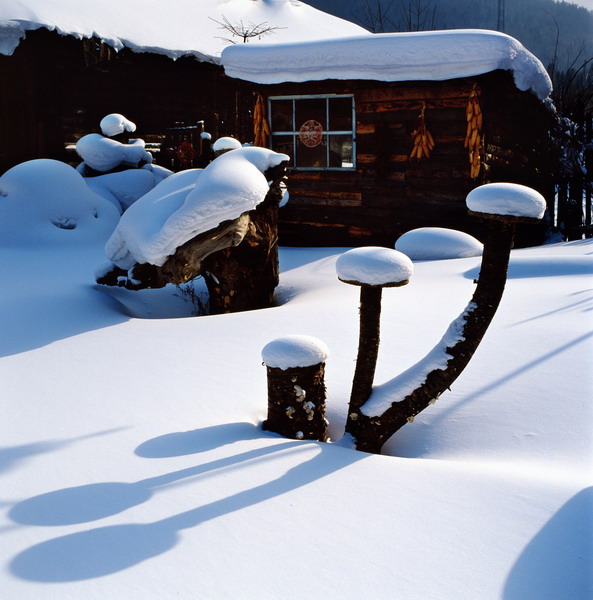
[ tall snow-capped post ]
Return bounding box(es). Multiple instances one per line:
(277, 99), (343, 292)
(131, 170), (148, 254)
(342, 183), (547, 454)
(262, 336), (329, 442)
(336, 247), (413, 420)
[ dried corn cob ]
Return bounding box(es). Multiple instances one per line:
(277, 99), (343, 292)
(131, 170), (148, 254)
(410, 102), (435, 160)
(253, 93), (270, 147)
(465, 83), (483, 179)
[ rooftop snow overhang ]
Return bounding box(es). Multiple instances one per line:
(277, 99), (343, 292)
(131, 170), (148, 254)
(0, 0), (369, 63)
(221, 29), (553, 101)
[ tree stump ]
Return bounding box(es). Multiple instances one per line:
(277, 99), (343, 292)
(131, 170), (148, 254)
(261, 336), (329, 442)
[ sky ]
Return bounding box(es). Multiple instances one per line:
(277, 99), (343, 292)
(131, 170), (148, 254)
(576, 0), (593, 9)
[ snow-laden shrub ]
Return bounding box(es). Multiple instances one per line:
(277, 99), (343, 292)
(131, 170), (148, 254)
(0, 159), (120, 245)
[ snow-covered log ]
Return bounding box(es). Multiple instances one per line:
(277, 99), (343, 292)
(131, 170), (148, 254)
(343, 183), (547, 454)
(97, 146), (289, 313)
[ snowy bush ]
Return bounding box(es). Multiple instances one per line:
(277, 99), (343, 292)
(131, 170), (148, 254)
(0, 159), (120, 245)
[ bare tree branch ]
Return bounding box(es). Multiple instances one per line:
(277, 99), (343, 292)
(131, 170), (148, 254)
(210, 15), (285, 44)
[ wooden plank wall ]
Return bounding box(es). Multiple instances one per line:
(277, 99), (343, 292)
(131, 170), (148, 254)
(0, 29), (251, 174)
(261, 72), (554, 247)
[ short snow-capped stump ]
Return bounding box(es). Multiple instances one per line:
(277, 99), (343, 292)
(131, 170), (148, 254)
(336, 247), (413, 410)
(261, 335), (329, 442)
(466, 182), (547, 224)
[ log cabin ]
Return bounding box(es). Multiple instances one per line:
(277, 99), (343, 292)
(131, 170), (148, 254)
(222, 30), (558, 247)
(0, 0), (367, 174)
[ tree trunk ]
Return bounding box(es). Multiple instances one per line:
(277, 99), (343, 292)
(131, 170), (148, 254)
(263, 363), (329, 442)
(201, 195), (280, 314)
(96, 161), (288, 314)
(346, 219), (516, 453)
(349, 286), (383, 411)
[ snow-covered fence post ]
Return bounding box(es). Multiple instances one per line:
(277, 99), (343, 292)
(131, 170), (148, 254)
(261, 335), (329, 442)
(335, 247), (413, 429)
(342, 183), (547, 454)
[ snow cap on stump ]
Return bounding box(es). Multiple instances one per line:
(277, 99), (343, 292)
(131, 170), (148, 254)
(336, 246), (413, 287)
(466, 183), (546, 220)
(212, 137), (242, 153)
(262, 335), (329, 370)
(100, 114), (137, 138)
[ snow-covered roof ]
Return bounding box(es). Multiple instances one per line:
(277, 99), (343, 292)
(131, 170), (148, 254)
(222, 29), (553, 101)
(0, 0), (369, 62)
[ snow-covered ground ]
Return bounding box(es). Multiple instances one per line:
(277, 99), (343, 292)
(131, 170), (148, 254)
(0, 159), (591, 598)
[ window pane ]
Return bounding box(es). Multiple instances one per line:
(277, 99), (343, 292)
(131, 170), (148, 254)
(271, 135), (294, 165)
(329, 97), (353, 131)
(329, 134), (353, 168)
(270, 100), (293, 132)
(296, 135), (327, 168)
(295, 98), (327, 131)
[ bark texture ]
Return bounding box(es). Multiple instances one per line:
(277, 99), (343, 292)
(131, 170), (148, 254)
(201, 188), (280, 314)
(96, 161), (288, 314)
(348, 286), (383, 412)
(345, 219), (517, 454)
(263, 363), (329, 442)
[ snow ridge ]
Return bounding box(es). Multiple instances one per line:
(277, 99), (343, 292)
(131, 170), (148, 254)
(222, 29), (553, 100)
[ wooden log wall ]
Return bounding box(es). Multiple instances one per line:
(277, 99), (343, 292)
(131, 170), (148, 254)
(0, 28), (251, 174)
(258, 71), (555, 248)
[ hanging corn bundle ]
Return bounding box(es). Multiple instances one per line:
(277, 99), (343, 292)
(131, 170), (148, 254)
(410, 102), (435, 160)
(465, 83), (483, 179)
(253, 93), (270, 148)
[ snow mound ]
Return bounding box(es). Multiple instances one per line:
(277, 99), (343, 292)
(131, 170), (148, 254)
(0, 159), (120, 245)
(76, 135), (152, 173)
(212, 137), (242, 153)
(336, 246), (413, 286)
(262, 335), (329, 370)
(466, 182), (547, 219)
(395, 227), (483, 260)
(222, 29), (552, 101)
(84, 166), (173, 213)
(105, 147), (289, 269)
(100, 113), (136, 137)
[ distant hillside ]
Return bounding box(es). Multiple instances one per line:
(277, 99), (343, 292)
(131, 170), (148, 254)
(305, 0), (593, 70)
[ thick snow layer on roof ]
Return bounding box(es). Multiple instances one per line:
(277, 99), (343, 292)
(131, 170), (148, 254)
(0, 0), (368, 62)
(105, 146), (288, 269)
(222, 29), (553, 100)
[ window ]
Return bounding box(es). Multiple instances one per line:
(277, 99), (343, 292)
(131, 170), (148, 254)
(268, 95), (355, 170)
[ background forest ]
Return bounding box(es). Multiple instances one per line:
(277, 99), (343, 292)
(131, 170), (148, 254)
(308, 0), (593, 123)
(306, 0), (592, 70)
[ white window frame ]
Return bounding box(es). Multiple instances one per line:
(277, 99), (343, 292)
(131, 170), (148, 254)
(267, 94), (356, 171)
